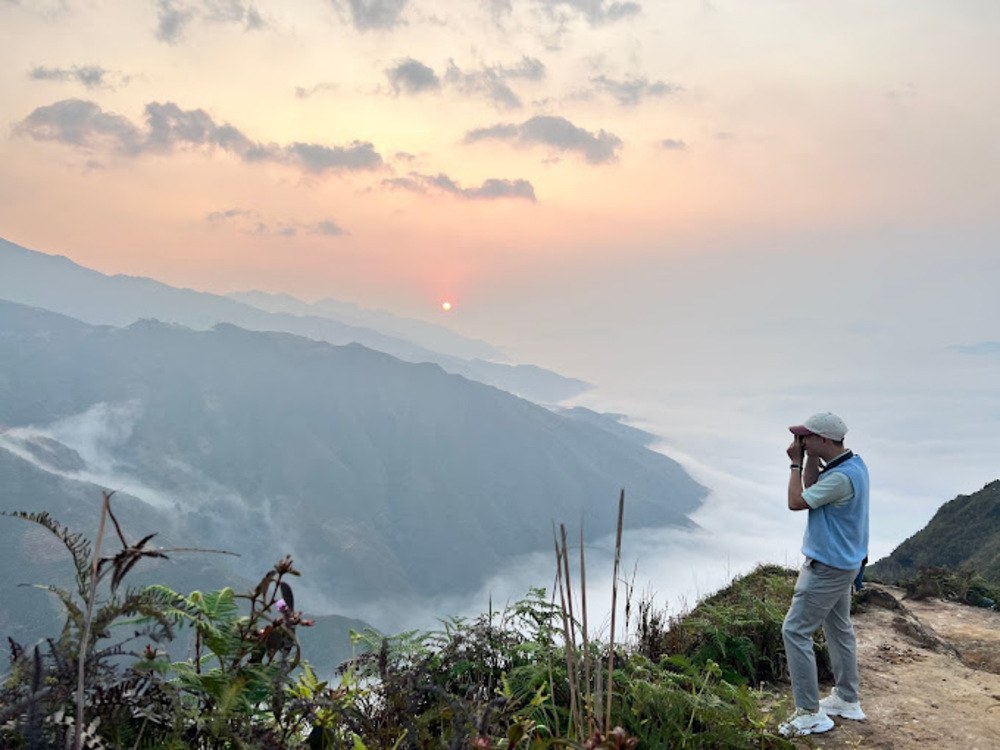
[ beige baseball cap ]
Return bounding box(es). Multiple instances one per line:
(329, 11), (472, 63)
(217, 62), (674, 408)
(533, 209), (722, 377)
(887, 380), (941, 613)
(789, 412), (848, 441)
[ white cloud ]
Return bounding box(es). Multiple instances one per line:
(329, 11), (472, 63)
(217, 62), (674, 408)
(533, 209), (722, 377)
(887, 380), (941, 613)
(334, 0), (408, 31)
(464, 114), (622, 163)
(590, 74), (680, 106)
(155, 0), (266, 44)
(386, 58), (440, 94)
(28, 64), (130, 90)
(383, 172), (536, 201)
(15, 99), (383, 174)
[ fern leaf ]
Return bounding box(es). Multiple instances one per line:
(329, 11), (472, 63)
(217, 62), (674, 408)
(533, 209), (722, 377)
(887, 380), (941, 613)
(3, 511), (94, 599)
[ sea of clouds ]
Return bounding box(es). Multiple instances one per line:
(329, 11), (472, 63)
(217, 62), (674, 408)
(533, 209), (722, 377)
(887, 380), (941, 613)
(411, 227), (1000, 639)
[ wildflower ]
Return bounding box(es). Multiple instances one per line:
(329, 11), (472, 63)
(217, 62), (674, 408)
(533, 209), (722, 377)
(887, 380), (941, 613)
(274, 555), (296, 575)
(276, 598), (288, 613)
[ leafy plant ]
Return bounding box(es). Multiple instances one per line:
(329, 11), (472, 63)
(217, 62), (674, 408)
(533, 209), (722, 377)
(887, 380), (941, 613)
(2, 492), (799, 749)
(147, 555), (319, 747)
(2, 495), (189, 748)
(0, 497), (317, 749)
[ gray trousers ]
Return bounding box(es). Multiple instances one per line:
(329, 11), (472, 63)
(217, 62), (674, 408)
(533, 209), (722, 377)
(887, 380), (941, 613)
(782, 559), (861, 710)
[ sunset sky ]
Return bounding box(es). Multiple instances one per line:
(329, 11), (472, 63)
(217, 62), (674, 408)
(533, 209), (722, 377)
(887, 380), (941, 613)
(4, 1), (1000, 593)
(3, 1), (998, 313)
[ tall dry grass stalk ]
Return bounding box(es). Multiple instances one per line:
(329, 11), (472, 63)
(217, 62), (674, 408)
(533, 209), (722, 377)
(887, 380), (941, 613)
(606, 489), (624, 731)
(579, 524), (594, 732)
(553, 525), (583, 736)
(552, 488), (626, 741)
(74, 490), (112, 750)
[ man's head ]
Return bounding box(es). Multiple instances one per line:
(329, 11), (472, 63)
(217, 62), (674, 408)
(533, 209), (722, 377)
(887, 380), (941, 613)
(790, 412), (848, 458)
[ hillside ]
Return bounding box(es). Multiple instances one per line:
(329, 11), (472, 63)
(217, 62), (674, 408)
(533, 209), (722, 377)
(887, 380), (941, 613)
(655, 566), (1000, 748)
(868, 480), (1000, 584)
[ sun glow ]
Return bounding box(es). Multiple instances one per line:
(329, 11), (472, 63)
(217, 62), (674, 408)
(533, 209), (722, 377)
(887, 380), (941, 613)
(441, 301), (453, 312)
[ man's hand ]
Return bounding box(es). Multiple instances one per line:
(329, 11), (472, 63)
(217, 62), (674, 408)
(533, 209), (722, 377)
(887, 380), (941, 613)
(787, 438), (804, 464)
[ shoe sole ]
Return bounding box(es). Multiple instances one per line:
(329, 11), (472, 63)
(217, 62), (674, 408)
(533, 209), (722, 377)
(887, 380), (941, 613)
(825, 708), (866, 721)
(779, 717), (835, 737)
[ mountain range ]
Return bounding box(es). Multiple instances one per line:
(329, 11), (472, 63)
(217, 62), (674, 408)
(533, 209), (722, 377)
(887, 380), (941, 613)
(0, 237), (587, 404)
(0, 236), (708, 657)
(0, 299), (705, 600)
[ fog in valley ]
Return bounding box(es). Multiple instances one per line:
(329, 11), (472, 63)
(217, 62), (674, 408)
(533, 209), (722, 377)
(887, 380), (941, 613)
(4, 226), (996, 640)
(397, 225), (1000, 635)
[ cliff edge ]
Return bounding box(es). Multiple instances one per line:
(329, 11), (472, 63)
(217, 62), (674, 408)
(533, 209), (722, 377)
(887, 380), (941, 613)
(784, 584), (1000, 749)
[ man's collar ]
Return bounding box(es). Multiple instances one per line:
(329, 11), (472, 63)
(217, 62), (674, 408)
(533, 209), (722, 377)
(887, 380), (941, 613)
(820, 450), (854, 473)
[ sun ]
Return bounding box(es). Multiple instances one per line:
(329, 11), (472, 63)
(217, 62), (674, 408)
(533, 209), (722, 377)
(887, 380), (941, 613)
(441, 301), (453, 312)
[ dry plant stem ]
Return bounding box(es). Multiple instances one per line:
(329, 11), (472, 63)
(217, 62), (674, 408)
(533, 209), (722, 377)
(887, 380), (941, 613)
(553, 529), (581, 739)
(195, 629), (202, 675)
(75, 490), (112, 750)
(579, 524), (594, 733)
(560, 524), (586, 737)
(605, 489), (625, 732)
(131, 717), (150, 750)
(553, 540), (577, 735)
(560, 525), (579, 654)
(546, 571), (560, 736)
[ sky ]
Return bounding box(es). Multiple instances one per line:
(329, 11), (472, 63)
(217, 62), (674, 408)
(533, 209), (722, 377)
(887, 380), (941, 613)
(3, 0), (998, 309)
(3, 0), (1000, 628)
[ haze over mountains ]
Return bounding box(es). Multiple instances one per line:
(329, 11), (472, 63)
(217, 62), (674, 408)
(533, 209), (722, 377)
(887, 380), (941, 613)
(0, 238), (587, 404)
(227, 289), (504, 363)
(0, 237), (707, 644)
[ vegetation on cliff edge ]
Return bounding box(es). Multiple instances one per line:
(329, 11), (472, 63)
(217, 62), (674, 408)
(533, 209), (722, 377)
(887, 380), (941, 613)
(0, 494), (828, 748)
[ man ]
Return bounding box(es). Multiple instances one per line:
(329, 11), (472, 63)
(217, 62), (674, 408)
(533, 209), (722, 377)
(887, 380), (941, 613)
(778, 412), (870, 738)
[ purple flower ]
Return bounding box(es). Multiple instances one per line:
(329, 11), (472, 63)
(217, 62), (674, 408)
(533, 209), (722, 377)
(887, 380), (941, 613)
(276, 598), (288, 612)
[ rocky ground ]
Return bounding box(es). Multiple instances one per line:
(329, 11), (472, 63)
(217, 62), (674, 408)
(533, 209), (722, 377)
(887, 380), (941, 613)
(785, 584), (1000, 750)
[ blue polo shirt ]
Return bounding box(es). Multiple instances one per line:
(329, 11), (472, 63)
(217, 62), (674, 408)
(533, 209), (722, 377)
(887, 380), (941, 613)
(801, 451), (870, 570)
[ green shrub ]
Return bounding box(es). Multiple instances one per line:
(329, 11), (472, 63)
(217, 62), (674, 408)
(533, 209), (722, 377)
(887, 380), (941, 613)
(610, 655), (792, 749)
(900, 566), (1000, 609)
(636, 565), (832, 686)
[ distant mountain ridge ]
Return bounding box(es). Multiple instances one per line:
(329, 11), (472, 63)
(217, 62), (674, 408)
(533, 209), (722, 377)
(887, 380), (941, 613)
(0, 299), (706, 620)
(228, 289), (506, 363)
(0, 237), (587, 403)
(869, 480), (1000, 584)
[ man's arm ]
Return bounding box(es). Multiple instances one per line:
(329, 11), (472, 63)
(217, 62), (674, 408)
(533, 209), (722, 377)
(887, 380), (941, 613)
(786, 438), (810, 511)
(788, 468), (810, 510)
(803, 452), (821, 488)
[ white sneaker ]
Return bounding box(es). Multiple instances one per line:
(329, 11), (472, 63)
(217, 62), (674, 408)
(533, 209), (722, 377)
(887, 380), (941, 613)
(819, 687), (866, 720)
(778, 708), (835, 737)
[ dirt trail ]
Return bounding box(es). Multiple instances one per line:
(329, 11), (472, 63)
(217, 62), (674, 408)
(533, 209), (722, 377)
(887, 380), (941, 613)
(788, 584), (1000, 750)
